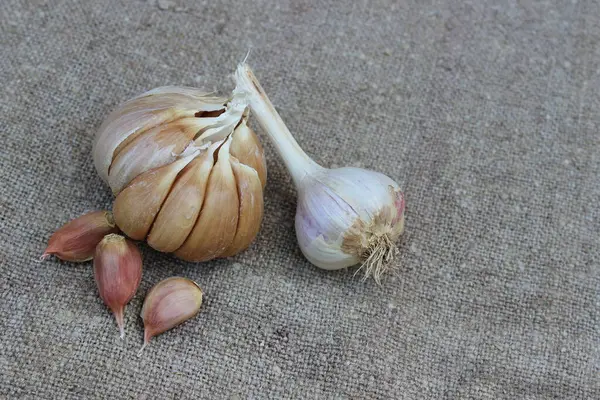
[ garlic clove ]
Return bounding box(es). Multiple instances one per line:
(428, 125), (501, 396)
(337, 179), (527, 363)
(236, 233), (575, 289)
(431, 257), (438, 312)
(221, 157), (264, 257)
(93, 87), (227, 187)
(94, 234), (142, 338)
(230, 118), (267, 189)
(146, 142), (220, 252)
(140, 276), (203, 353)
(113, 152), (197, 240)
(174, 137), (239, 261)
(42, 210), (119, 262)
(108, 117), (206, 195)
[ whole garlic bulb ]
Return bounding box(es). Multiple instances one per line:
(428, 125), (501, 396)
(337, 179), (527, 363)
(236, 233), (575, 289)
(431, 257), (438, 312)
(93, 87), (266, 261)
(295, 167), (405, 273)
(234, 64), (405, 282)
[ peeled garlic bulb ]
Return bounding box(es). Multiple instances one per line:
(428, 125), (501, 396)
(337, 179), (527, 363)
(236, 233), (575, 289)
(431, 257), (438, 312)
(92, 85), (266, 261)
(234, 64), (406, 282)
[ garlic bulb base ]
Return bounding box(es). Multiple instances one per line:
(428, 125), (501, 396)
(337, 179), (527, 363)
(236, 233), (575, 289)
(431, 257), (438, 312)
(349, 219), (404, 284)
(297, 204), (405, 283)
(342, 189), (405, 284)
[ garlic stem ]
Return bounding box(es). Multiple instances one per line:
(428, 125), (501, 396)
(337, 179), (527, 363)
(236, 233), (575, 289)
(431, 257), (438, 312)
(234, 64), (322, 186)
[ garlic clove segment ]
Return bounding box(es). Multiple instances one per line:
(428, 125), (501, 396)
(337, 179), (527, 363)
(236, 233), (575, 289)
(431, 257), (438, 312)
(113, 152), (197, 240)
(174, 137), (239, 261)
(146, 142), (221, 252)
(230, 118), (267, 189)
(94, 234), (143, 338)
(221, 157), (264, 257)
(234, 63), (406, 282)
(42, 210), (119, 262)
(140, 277), (203, 353)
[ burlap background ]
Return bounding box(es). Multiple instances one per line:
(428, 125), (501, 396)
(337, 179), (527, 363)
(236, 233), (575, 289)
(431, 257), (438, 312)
(1, 0), (599, 398)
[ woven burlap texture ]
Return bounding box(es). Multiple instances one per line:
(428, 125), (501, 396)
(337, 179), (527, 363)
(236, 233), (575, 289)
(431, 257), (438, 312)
(1, 0), (599, 398)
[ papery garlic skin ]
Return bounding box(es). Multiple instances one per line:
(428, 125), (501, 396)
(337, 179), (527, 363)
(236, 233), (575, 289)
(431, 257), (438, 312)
(234, 63), (406, 282)
(93, 87), (227, 190)
(92, 84), (267, 262)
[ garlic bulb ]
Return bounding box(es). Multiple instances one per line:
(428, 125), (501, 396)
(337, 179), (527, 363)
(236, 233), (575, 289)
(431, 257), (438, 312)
(234, 64), (405, 282)
(92, 86), (266, 261)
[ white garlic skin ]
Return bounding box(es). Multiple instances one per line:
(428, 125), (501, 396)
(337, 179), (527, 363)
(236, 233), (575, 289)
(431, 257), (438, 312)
(295, 167), (405, 270)
(92, 87), (228, 194)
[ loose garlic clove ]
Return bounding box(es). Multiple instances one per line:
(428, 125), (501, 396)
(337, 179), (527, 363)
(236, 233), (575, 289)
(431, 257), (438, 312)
(175, 137), (239, 261)
(229, 118), (267, 189)
(147, 142), (220, 252)
(42, 210), (119, 262)
(108, 117), (206, 195)
(221, 157), (264, 257)
(113, 152), (198, 240)
(94, 234), (142, 338)
(140, 277), (203, 353)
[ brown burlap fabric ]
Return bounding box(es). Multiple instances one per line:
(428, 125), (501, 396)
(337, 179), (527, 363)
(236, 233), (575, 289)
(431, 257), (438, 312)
(1, 0), (599, 398)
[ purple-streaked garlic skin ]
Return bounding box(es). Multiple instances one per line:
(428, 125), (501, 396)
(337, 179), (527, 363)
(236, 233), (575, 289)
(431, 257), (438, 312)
(42, 210), (119, 262)
(295, 172), (359, 270)
(94, 234), (142, 338)
(140, 277), (203, 351)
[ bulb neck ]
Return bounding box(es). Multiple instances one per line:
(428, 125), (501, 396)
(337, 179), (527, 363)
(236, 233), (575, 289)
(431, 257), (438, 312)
(233, 63), (322, 187)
